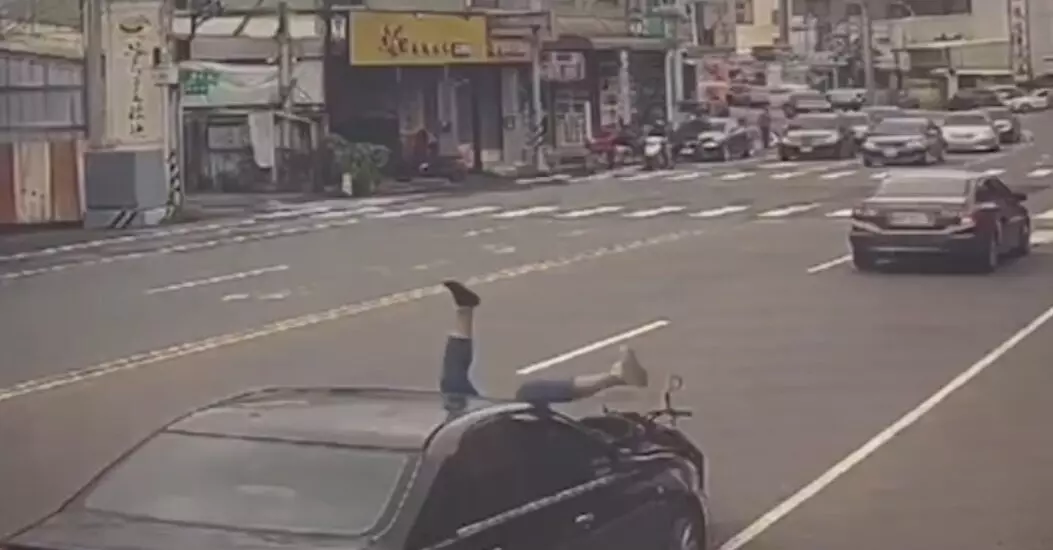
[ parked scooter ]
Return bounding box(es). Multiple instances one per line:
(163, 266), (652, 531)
(641, 122), (674, 171)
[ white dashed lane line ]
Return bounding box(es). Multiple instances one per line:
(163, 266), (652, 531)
(144, 265), (290, 295)
(757, 203), (822, 218)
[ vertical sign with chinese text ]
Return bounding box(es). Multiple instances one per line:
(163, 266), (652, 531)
(105, 1), (165, 147)
(1008, 0), (1032, 82)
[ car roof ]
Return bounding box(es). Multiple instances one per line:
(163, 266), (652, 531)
(166, 387), (528, 451)
(880, 169), (981, 187)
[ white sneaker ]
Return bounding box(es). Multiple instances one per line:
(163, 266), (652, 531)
(611, 346), (648, 388)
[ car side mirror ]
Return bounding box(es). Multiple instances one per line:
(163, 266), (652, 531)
(1012, 192), (1027, 201)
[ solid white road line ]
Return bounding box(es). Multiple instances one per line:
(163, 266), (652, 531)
(983, 168), (1006, 176)
(493, 205), (560, 219)
(516, 320), (671, 375)
(825, 208), (853, 218)
(718, 301), (1053, 550)
(668, 171), (710, 181)
(757, 203), (821, 218)
(556, 205), (625, 218)
(369, 206), (440, 219)
(145, 265), (289, 295)
(624, 205), (688, 218)
(821, 170), (857, 180)
(1034, 209), (1053, 221)
(1027, 168), (1053, 178)
(435, 206), (500, 218)
(806, 254), (852, 274)
(1030, 229), (1053, 245)
(690, 205), (750, 218)
(720, 172), (754, 181)
(760, 161), (799, 169)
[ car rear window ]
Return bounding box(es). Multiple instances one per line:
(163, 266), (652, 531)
(875, 177), (970, 198)
(82, 432), (413, 535)
(871, 119), (926, 135)
(945, 113), (989, 125)
(788, 116), (839, 130)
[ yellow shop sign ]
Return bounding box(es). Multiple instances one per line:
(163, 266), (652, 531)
(350, 12), (489, 66)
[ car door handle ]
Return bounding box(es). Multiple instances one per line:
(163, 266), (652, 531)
(575, 513), (595, 525)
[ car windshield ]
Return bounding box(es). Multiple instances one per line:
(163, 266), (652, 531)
(81, 433), (412, 536)
(788, 116), (838, 130)
(945, 113), (990, 125)
(871, 119), (926, 135)
(874, 177), (970, 198)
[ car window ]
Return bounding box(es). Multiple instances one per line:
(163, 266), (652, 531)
(871, 119), (926, 135)
(81, 433), (412, 536)
(787, 116), (839, 130)
(975, 180), (999, 202)
(875, 177), (970, 198)
(509, 413), (613, 493)
(945, 113), (990, 125)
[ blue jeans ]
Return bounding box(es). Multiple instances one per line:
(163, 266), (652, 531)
(441, 336), (580, 404)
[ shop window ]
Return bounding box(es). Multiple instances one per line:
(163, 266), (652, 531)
(736, 0), (753, 24)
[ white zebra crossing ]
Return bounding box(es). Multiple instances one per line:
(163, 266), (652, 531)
(556, 205), (625, 218)
(982, 168), (1006, 176)
(720, 171), (754, 181)
(1034, 209), (1053, 221)
(668, 171), (710, 181)
(821, 170), (858, 180)
(625, 170), (673, 181)
(435, 206), (500, 218)
(368, 206), (440, 219)
(757, 203), (822, 218)
(1027, 168), (1053, 178)
(493, 205), (560, 219)
(825, 208), (854, 218)
(771, 171), (806, 180)
(690, 205), (750, 218)
(624, 205), (688, 218)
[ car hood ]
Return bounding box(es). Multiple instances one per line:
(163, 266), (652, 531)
(865, 134), (924, 144)
(864, 196), (969, 209)
(943, 124), (994, 134)
(6, 511), (373, 550)
(696, 130), (727, 141)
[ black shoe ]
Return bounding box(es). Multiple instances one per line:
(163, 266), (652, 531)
(442, 280), (481, 308)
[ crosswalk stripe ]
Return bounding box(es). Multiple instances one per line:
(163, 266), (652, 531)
(690, 205), (750, 218)
(821, 170), (857, 180)
(761, 161), (799, 169)
(1027, 168), (1053, 178)
(757, 203), (821, 218)
(668, 171), (709, 181)
(720, 171), (753, 181)
(369, 206), (440, 219)
(825, 208), (853, 218)
(435, 206), (500, 218)
(983, 168), (1006, 176)
(624, 205), (688, 218)
(771, 171), (804, 180)
(493, 205), (560, 219)
(1031, 229), (1053, 245)
(1034, 209), (1053, 221)
(870, 172), (889, 180)
(625, 170), (671, 181)
(556, 205), (625, 218)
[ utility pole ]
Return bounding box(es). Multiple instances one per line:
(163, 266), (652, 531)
(777, 0), (790, 46)
(530, 25), (545, 172)
(84, 0), (106, 148)
(859, 0), (876, 105)
(276, 0), (292, 187)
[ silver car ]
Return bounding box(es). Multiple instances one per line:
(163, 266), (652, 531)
(981, 106), (1023, 143)
(941, 111), (1001, 153)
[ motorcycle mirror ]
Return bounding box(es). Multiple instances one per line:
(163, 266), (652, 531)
(666, 375), (684, 393)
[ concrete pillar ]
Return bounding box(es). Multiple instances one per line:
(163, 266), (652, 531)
(437, 71), (460, 157)
(83, 0), (170, 229)
(500, 67), (528, 165)
(618, 49), (631, 124)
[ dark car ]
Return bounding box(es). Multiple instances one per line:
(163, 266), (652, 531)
(778, 113), (856, 161)
(981, 106), (1023, 143)
(860, 117), (946, 166)
(842, 111), (870, 143)
(2, 387), (709, 550)
(849, 170), (1031, 272)
(675, 116), (752, 161)
(827, 88), (867, 110)
(947, 88), (1005, 111)
(783, 90), (833, 117)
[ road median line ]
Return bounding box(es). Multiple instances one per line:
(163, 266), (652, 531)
(0, 228), (708, 405)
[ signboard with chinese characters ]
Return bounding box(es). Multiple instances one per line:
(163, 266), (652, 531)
(1008, 0), (1032, 82)
(541, 52), (585, 82)
(104, 1), (165, 147)
(179, 60), (324, 108)
(349, 11), (488, 66)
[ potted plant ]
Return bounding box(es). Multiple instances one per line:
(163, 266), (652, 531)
(324, 135), (391, 197)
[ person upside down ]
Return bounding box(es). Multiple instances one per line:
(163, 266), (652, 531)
(438, 280), (649, 404)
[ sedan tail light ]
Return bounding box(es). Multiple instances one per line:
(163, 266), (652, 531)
(852, 206), (878, 219)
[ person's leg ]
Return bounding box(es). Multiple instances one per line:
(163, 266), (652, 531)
(440, 281), (481, 397)
(514, 346), (648, 403)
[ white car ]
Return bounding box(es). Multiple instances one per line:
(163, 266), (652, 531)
(941, 111), (1000, 153)
(767, 83), (810, 110)
(1006, 89), (1050, 112)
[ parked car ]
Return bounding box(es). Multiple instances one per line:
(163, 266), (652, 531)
(941, 111), (1001, 153)
(860, 116), (946, 166)
(981, 106), (1023, 143)
(947, 88), (1005, 110)
(675, 116), (752, 161)
(849, 170), (1031, 272)
(827, 88), (867, 110)
(1006, 89), (1050, 112)
(777, 113), (856, 161)
(783, 90), (833, 117)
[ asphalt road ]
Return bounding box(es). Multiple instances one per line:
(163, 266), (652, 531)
(2, 111), (1053, 548)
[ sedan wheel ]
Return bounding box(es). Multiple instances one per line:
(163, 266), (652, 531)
(669, 518), (704, 550)
(973, 234), (1001, 273)
(1013, 222), (1032, 257)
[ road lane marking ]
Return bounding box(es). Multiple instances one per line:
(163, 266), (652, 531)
(625, 170), (672, 181)
(720, 172), (753, 181)
(516, 320), (671, 375)
(556, 205), (625, 219)
(820, 170), (857, 180)
(760, 161), (799, 169)
(770, 171), (804, 180)
(492, 205), (560, 219)
(825, 208), (853, 218)
(434, 206), (500, 218)
(983, 168), (1006, 176)
(624, 205), (688, 218)
(145, 265), (290, 295)
(0, 219), (360, 282)
(690, 205), (750, 218)
(757, 203), (821, 218)
(718, 301), (1053, 550)
(1034, 209), (1053, 221)
(1027, 168), (1052, 178)
(869, 172), (889, 180)
(0, 228), (710, 405)
(668, 171), (710, 181)
(1030, 229), (1053, 245)
(368, 206), (440, 219)
(806, 254), (852, 274)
